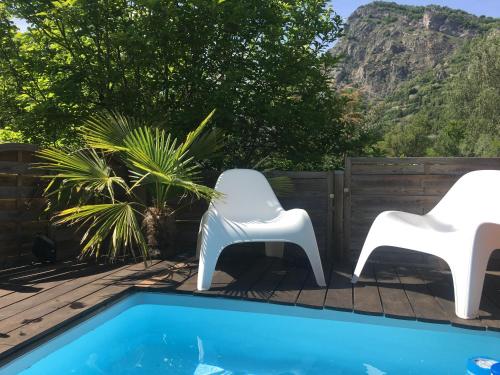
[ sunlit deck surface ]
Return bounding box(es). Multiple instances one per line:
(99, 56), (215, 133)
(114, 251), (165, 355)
(0, 251), (499, 360)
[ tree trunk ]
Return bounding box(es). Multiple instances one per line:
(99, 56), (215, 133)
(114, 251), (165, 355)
(142, 207), (177, 259)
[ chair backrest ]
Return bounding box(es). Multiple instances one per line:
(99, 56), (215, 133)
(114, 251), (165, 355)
(211, 169), (283, 221)
(428, 170), (500, 225)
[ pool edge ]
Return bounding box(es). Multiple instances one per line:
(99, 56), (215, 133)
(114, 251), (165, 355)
(0, 287), (133, 368)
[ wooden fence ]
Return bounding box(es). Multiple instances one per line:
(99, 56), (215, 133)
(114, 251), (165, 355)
(0, 144), (78, 266)
(0, 144), (336, 266)
(336, 157), (500, 265)
(0, 144), (499, 269)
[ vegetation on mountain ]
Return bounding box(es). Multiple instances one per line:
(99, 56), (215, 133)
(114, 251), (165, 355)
(332, 1), (500, 157)
(375, 30), (500, 156)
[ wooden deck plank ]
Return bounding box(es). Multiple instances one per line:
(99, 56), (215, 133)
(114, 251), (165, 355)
(2, 283), (131, 349)
(6, 262), (91, 284)
(0, 263), (90, 303)
(418, 268), (485, 330)
(246, 259), (289, 302)
(324, 263), (353, 311)
(396, 266), (449, 323)
(0, 261), (77, 283)
(268, 265), (309, 305)
(296, 264), (331, 309)
(173, 258), (199, 294)
(0, 273), (126, 336)
(0, 289), (15, 299)
(0, 263), (88, 301)
(0, 261), (164, 344)
(222, 257), (274, 299)
(353, 263), (383, 315)
(105, 260), (175, 285)
(136, 259), (198, 290)
(374, 264), (415, 320)
(0, 264), (125, 320)
(195, 256), (256, 297)
(0, 264), (36, 280)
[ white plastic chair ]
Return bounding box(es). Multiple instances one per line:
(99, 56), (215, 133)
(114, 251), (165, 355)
(196, 169), (326, 291)
(352, 170), (500, 319)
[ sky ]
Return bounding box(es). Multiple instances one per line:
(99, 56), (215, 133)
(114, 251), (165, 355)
(13, 0), (500, 32)
(331, 0), (500, 21)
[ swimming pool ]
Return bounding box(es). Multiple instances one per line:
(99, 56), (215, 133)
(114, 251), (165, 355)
(2, 292), (499, 374)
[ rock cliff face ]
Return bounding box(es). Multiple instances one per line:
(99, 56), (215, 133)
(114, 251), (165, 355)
(330, 1), (491, 98)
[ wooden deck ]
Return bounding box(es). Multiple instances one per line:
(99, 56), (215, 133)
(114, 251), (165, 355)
(0, 252), (499, 362)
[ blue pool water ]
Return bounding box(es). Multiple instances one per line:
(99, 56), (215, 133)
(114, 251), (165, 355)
(2, 292), (500, 374)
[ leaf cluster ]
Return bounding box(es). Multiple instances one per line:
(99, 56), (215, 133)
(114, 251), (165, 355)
(36, 110), (219, 261)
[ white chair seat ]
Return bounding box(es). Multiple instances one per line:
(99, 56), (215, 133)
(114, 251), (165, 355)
(216, 209), (312, 237)
(196, 169), (326, 291)
(352, 170), (500, 319)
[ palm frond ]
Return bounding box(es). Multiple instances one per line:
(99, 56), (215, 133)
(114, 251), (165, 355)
(35, 147), (128, 202)
(186, 128), (225, 160)
(123, 126), (218, 202)
(54, 202), (148, 261)
(180, 109), (216, 155)
(81, 110), (142, 152)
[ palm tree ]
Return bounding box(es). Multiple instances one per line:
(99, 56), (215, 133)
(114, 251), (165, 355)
(36, 110), (220, 262)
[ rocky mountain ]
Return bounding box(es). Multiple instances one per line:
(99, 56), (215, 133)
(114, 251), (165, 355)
(330, 1), (499, 99)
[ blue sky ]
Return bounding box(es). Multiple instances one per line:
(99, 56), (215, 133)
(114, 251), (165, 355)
(13, 0), (500, 32)
(331, 0), (500, 21)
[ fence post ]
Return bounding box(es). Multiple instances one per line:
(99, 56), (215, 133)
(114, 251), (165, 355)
(333, 170), (344, 260)
(15, 150), (23, 259)
(326, 171), (334, 263)
(343, 158), (352, 262)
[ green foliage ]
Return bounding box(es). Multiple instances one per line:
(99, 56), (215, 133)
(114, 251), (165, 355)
(36, 110), (218, 261)
(381, 15), (398, 25)
(0, 0), (368, 170)
(370, 30), (500, 157)
(381, 113), (431, 156)
(0, 127), (23, 143)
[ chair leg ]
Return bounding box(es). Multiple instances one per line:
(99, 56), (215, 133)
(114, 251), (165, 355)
(352, 242), (378, 283)
(450, 250), (491, 319)
(308, 249), (326, 287)
(196, 220), (227, 291)
(195, 212), (209, 260)
(197, 245), (224, 291)
(298, 233), (326, 287)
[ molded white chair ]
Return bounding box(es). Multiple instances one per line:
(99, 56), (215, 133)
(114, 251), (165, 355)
(196, 169), (326, 291)
(352, 170), (500, 319)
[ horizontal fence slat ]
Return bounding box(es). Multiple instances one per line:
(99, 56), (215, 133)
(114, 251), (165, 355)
(352, 162), (425, 175)
(426, 160), (500, 175)
(0, 186), (41, 199)
(0, 144), (37, 153)
(345, 157), (500, 264)
(266, 171), (329, 179)
(0, 161), (41, 175)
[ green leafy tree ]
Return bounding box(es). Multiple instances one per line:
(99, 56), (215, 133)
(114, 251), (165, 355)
(382, 112), (431, 156)
(0, 0), (361, 169)
(442, 30), (500, 156)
